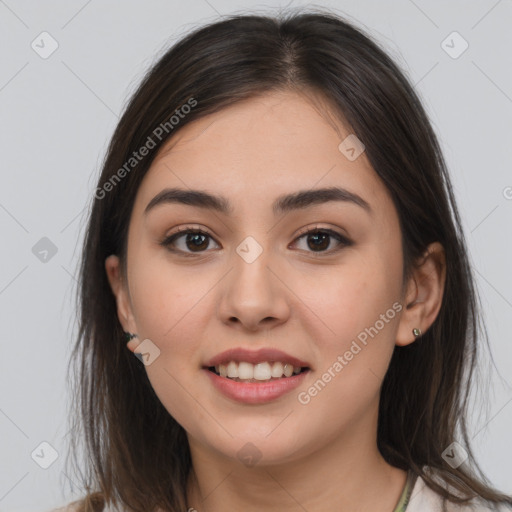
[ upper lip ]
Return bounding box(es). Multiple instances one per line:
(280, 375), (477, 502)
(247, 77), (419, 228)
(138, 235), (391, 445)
(204, 348), (311, 369)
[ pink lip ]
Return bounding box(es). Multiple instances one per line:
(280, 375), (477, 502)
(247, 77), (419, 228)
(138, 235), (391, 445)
(203, 347), (311, 368)
(204, 367), (310, 404)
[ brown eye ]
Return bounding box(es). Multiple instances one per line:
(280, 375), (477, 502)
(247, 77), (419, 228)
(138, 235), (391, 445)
(160, 229), (220, 254)
(306, 232), (330, 251)
(292, 228), (352, 254)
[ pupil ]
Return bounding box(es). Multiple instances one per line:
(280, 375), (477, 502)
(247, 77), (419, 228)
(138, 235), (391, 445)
(187, 233), (208, 251)
(308, 233), (329, 251)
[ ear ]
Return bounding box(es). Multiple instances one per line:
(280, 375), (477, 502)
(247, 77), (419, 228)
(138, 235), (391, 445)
(396, 242), (446, 347)
(105, 254), (139, 352)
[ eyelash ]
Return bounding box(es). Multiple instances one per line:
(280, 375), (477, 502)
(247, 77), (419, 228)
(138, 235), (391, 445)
(159, 225), (352, 257)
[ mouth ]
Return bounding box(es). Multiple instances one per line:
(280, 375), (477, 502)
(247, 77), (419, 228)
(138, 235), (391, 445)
(203, 361), (311, 404)
(204, 362), (311, 383)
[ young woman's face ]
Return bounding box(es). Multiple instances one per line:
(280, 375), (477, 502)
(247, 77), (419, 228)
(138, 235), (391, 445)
(109, 90), (413, 466)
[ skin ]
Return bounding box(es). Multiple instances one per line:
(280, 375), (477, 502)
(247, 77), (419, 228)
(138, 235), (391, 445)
(105, 89), (446, 512)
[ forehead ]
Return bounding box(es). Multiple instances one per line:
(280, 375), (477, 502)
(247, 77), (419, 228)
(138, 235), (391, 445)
(132, 90), (389, 218)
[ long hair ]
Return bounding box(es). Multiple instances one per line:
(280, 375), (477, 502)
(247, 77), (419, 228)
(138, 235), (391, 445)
(64, 8), (512, 511)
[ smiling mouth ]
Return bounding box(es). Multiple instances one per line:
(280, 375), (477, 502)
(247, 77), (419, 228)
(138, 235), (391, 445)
(206, 362), (310, 383)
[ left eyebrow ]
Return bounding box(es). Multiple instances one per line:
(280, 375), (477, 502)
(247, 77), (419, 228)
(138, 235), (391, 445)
(273, 186), (372, 215)
(143, 186), (372, 216)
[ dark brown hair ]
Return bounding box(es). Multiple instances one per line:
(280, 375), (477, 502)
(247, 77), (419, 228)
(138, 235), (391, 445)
(64, 7), (512, 512)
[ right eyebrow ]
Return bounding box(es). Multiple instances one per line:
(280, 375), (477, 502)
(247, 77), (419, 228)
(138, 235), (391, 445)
(144, 188), (232, 216)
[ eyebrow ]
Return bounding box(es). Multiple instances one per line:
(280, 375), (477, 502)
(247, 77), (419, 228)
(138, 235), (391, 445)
(144, 186), (372, 216)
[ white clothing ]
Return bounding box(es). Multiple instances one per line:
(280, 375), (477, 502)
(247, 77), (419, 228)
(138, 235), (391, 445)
(406, 474), (511, 512)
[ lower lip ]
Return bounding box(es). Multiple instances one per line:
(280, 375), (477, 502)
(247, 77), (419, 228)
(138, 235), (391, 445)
(203, 368), (310, 404)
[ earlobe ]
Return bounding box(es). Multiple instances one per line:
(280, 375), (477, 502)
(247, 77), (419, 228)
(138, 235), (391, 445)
(395, 242), (446, 347)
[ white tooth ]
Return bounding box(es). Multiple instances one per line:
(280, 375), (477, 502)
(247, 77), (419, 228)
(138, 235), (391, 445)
(271, 362), (284, 378)
(254, 362), (272, 380)
(217, 361), (301, 380)
(227, 361), (239, 378)
(238, 362), (254, 379)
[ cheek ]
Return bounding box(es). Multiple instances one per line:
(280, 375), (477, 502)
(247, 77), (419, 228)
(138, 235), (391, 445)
(296, 253), (401, 347)
(297, 250), (403, 414)
(127, 257), (213, 427)
(128, 253), (214, 362)
(293, 260), (401, 429)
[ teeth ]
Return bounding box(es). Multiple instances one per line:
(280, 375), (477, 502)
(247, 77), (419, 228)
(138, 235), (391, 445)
(271, 362), (284, 378)
(214, 361), (304, 380)
(238, 362), (253, 380)
(283, 363), (293, 377)
(254, 362), (271, 380)
(226, 361), (238, 378)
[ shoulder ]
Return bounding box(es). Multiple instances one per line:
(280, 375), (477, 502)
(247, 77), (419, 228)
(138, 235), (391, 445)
(407, 472), (511, 512)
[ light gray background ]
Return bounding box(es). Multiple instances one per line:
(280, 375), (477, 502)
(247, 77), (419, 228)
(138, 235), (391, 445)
(1, 0), (511, 510)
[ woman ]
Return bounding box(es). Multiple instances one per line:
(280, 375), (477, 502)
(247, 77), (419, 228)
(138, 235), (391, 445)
(60, 8), (512, 512)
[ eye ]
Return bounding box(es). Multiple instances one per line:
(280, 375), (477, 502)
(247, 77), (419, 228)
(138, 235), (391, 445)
(160, 225), (352, 256)
(160, 227), (220, 255)
(291, 226), (352, 254)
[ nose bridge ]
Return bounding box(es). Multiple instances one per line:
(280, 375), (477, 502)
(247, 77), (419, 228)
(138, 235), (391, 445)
(217, 232), (290, 330)
(232, 233), (276, 302)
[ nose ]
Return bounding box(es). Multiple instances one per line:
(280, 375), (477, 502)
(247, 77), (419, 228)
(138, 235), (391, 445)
(217, 246), (291, 333)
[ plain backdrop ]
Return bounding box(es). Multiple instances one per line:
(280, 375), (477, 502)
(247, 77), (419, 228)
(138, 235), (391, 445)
(0, 0), (511, 510)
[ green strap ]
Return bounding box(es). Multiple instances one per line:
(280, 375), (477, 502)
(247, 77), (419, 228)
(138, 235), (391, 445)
(393, 470), (417, 512)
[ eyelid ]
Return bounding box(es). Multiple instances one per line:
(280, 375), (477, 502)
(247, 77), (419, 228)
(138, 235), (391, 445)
(293, 223), (349, 240)
(170, 224), (214, 237)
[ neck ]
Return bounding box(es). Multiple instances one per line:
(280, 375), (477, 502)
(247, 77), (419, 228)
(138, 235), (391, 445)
(185, 427), (407, 511)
